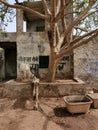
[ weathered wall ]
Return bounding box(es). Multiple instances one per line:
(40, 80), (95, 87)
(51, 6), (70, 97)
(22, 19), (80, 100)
(16, 8), (74, 79)
(27, 19), (45, 32)
(17, 32), (50, 78)
(16, 9), (23, 32)
(74, 40), (98, 83)
(56, 55), (73, 79)
(0, 33), (16, 42)
(0, 31), (98, 83)
(1, 80), (98, 99)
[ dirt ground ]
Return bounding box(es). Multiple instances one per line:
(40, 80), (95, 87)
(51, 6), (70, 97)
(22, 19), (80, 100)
(0, 97), (98, 130)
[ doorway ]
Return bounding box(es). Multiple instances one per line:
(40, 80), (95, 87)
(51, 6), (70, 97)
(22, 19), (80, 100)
(0, 42), (17, 80)
(5, 48), (17, 79)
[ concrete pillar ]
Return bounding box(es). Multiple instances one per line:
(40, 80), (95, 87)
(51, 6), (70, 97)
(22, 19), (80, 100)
(16, 9), (23, 32)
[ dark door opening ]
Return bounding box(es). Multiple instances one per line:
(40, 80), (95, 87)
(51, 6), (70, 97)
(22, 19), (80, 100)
(5, 48), (17, 79)
(0, 42), (17, 80)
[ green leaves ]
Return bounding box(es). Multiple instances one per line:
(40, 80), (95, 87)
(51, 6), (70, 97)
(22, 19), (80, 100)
(0, 3), (15, 31)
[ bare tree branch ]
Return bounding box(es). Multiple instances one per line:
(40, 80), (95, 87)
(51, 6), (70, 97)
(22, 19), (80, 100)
(87, 9), (98, 17)
(42, 0), (51, 15)
(55, 0), (71, 22)
(71, 28), (98, 45)
(74, 26), (88, 32)
(51, 0), (55, 17)
(0, 0), (50, 21)
(50, 0), (57, 47)
(56, 24), (60, 44)
(56, 31), (98, 60)
(55, 8), (98, 24)
(56, 0), (61, 15)
(60, 28), (98, 53)
(61, 0), (67, 31)
(64, 0), (96, 36)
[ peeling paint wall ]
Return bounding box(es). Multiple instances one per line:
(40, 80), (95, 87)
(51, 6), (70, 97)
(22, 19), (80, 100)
(17, 32), (50, 78)
(74, 40), (98, 83)
(56, 55), (73, 79)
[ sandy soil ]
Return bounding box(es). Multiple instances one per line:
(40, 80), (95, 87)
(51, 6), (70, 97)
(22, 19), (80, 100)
(0, 97), (98, 130)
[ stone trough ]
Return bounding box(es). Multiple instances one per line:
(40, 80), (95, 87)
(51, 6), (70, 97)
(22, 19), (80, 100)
(87, 88), (98, 109)
(87, 93), (98, 109)
(63, 95), (92, 114)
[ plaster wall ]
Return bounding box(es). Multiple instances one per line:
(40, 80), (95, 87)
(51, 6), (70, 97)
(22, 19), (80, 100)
(17, 32), (50, 77)
(74, 40), (98, 83)
(16, 9), (23, 32)
(16, 8), (73, 79)
(0, 33), (16, 42)
(27, 19), (45, 32)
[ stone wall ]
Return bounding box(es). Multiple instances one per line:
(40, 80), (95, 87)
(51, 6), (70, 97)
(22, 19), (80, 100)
(1, 80), (98, 99)
(74, 40), (98, 83)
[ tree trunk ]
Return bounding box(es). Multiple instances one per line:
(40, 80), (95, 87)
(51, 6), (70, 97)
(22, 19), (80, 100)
(48, 47), (57, 82)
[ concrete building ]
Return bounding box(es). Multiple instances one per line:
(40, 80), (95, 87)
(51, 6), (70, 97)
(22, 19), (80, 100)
(0, 1), (98, 83)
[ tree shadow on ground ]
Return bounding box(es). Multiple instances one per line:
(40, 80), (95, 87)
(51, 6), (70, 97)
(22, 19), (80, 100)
(54, 107), (85, 117)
